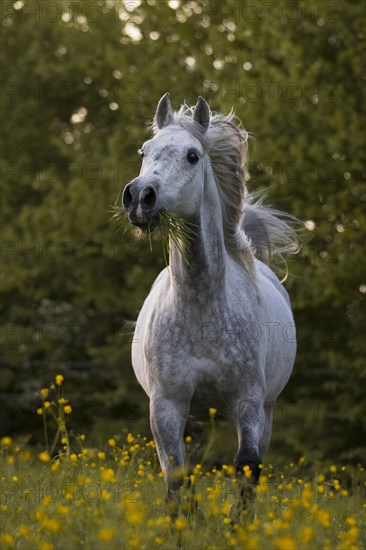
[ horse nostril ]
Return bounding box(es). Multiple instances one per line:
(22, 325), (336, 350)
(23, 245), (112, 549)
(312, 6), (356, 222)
(122, 184), (134, 209)
(139, 186), (157, 209)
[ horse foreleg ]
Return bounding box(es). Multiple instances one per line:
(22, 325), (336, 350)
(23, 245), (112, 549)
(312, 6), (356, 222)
(150, 394), (189, 514)
(259, 402), (274, 457)
(231, 399), (265, 516)
(233, 399), (264, 481)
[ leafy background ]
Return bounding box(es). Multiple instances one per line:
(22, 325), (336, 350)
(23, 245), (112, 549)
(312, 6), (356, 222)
(1, 0), (365, 463)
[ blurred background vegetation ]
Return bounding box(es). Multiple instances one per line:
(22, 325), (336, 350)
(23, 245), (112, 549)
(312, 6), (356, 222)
(1, 0), (365, 464)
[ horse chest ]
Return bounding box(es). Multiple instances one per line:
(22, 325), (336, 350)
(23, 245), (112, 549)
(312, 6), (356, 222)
(143, 297), (260, 395)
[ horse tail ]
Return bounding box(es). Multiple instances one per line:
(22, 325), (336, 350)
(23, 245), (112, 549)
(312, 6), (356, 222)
(242, 192), (300, 275)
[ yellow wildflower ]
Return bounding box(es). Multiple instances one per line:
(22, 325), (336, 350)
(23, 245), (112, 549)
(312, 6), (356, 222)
(300, 526), (314, 543)
(222, 464), (235, 475)
(275, 536), (297, 549)
(38, 451), (51, 463)
(155, 515), (171, 527)
(56, 505), (70, 515)
(175, 517), (187, 530)
(101, 468), (115, 482)
(64, 489), (75, 501)
(282, 508), (292, 520)
(209, 407), (217, 416)
(127, 433), (134, 443)
(97, 451), (106, 460)
(55, 374), (64, 385)
(18, 526), (29, 537)
(128, 535), (142, 549)
(0, 534), (15, 546)
(64, 405), (72, 414)
(51, 460), (60, 472)
(101, 489), (111, 501)
(126, 506), (144, 525)
(1, 436), (13, 447)
(243, 464), (252, 478)
(40, 516), (60, 533)
(329, 464), (337, 473)
(40, 388), (49, 397)
(345, 526), (359, 544)
(58, 398), (68, 405)
(108, 438), (117, 447)
(317, 509), (331, 528)
(98, 528), (116, 542)
(194, 463), (202, 474)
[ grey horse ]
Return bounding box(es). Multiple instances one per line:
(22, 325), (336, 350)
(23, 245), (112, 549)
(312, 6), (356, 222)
(122, 93), (297, 506)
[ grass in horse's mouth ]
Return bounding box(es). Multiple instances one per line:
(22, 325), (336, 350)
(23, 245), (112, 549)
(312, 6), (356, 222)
(157, 210), (197, 266)
(109, 204), (197, 265)
(109, 203), (130, 235)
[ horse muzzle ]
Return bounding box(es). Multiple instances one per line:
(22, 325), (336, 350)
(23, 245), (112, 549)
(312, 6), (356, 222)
(122, 179), (159, 229)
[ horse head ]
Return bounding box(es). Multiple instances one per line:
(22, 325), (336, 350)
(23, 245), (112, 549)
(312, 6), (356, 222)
(122, 93), (210, 231)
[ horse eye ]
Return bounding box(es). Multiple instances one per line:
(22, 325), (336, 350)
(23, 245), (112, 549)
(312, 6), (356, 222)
(187, 151), (199, 164)
(138, 148), (145, 158)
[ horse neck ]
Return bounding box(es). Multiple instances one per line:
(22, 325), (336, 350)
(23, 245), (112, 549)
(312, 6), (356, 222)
(169, 169), (226, 295)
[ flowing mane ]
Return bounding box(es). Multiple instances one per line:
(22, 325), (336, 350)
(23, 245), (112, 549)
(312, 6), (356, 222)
(152, 103), (255, 273)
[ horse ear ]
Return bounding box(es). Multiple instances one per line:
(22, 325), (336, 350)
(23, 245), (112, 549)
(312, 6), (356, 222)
(193, 96), (210, 133)
(154, 92), (174, 129)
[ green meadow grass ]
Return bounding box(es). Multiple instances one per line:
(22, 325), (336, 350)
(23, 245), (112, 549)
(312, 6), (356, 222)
(0, 376), (364, 549)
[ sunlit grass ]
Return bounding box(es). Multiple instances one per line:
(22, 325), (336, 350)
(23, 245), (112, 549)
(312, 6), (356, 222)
(0, 377), (364, 549)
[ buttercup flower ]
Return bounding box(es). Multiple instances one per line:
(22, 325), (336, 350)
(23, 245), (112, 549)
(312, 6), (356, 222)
(55, 374), (64, 386)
